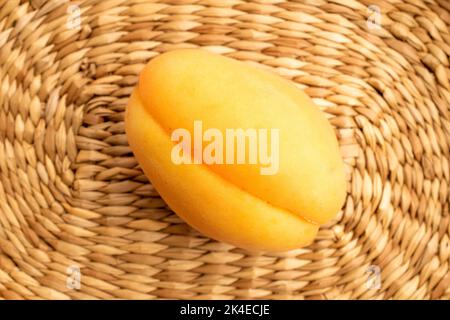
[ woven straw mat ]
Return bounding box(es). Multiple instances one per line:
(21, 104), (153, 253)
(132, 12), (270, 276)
(0, 0), (449, 300)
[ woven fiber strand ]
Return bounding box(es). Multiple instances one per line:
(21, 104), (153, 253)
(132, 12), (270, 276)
(0, 0), (449, 300)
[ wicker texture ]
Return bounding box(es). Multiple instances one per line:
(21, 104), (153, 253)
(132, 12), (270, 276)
(0, 0), (449, 300)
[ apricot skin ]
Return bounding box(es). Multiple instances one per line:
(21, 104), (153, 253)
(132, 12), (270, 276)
(125, 49), (346, 251)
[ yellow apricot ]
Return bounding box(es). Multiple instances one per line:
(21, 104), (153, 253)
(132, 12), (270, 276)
(125, 49), (346, 251)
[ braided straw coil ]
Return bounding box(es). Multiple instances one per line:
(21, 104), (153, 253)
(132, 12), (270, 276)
(0, 0), (449, 300)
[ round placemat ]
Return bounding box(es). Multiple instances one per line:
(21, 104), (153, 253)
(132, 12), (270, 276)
(0, 0), (449, 299)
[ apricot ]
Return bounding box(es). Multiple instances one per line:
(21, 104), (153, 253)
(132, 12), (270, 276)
(125, 49), (346, 251)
